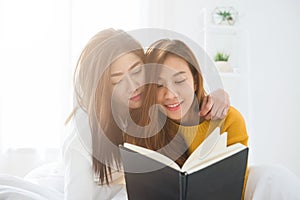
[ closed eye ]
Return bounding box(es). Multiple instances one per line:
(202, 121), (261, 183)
(174, 79), (186, 84)
(112, 79), (122, 85)
(130, 65), (142, 74)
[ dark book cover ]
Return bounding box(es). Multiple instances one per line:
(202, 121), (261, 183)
(120, 145), (248, 200)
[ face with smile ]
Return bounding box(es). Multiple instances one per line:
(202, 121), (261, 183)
(156, 54), (197, 122)
(110, 52), (144, 109)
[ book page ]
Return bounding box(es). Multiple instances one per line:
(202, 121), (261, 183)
(123, 143), (181, 171)
(186, 143), (246, 174)
(182, 127), (226, 171)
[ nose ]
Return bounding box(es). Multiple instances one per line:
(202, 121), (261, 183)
(163, 84), (177, 99)
(125, 73), (138, 92)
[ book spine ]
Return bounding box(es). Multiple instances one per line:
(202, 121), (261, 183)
(179, 172), (187, 200)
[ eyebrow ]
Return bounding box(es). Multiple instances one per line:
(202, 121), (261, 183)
(111, 61), (142, 77)
(158, 71), (186, 80)
(173, 71), (186, 77)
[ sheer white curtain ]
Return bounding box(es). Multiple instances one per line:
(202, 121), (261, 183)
(0, 0), (142, 175)
(71, 0), (143, 68)
(0, 0), (72, 151)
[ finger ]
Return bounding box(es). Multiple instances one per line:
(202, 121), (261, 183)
(199, 95), (208, 116)
(212, 99), (230, 120)
(221, 107), (229, 117)
(212, 104), (229, 120)
(219, 101), (230, 118)
(203, 110), (212, 120)
(210, 105), (219, 120)
(212, 107), (224, 120)
(200, 95), (213, 116)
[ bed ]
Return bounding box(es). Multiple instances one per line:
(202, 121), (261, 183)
(1, 163), (300, 200)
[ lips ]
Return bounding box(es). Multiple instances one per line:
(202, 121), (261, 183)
(164, 101), (182, 111)
(130, 93), (141, 102)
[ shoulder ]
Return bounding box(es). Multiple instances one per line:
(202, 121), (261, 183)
(222, 106), (248, 146)
(225, 106), (246, 124)
(221, 106), (248, 146)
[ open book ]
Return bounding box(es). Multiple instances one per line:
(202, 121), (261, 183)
(119, 127), (248, 200)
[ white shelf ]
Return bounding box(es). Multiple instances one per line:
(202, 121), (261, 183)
(200, 26), (242, 70)
(201, 25), (239, 35)
(200, 7), (249, 120)
(219, 72), (241, 78)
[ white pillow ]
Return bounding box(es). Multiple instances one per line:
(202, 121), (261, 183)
(245, 164), (300, 200)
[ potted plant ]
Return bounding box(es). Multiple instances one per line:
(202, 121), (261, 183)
(216, 11), (234, 25)
(212, 7), (238, 25)
(214, 52), (233, 72)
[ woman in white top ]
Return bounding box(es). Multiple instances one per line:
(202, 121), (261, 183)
(63, 28), (231, 200)
(63, 29), (146, 200)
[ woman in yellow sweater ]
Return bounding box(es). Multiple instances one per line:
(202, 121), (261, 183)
(125, 38), (249, 198)
(142, 38), (248, 156)
(127, 38), (300, 200)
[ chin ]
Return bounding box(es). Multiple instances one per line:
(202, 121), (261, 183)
(129, 102), (142, 110)
(167, 114), (181, 122)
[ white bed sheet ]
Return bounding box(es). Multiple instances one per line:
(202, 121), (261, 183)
(0, 174), (63, 200)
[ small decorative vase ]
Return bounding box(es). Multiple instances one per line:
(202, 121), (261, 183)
(215, 61), (233, 72)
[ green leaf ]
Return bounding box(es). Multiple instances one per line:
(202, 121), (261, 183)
(214, 52), (230, 62)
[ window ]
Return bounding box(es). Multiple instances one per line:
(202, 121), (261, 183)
(0, 0), (142, 152)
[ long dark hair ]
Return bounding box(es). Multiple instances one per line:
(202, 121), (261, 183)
(72, 28), (144, 184)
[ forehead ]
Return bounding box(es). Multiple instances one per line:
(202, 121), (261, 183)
(161, 54), (191, 74)
(110, 53), (142, 73)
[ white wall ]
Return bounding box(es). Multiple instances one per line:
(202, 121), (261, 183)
(145, 0), (300, 177)
(243, 0), (300, 176)
(146, 0), (250, 118)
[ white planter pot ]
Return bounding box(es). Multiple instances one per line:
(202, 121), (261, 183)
(215, 61), (233, 72)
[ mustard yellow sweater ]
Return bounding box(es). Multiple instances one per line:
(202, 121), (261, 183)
(169, 106), (249, 199)
(170, 106), (248, 154)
